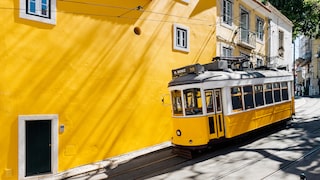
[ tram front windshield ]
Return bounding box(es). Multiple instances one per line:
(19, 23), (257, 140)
(171, 88), (203, 116)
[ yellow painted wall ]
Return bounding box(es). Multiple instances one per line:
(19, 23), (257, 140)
(0, 0), (216, 179)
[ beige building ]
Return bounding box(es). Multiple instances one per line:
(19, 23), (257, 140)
(215, 0), (293, 70)
(295, 37), (320, 96)
(216, 0), (271, 67)
(310, 39), (320, 95)
(296, 36), (320, 95)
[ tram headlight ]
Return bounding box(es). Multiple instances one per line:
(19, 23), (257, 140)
(176, 129), (182, 136)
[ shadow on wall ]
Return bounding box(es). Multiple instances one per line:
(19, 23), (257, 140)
(13, 0), (153, 28)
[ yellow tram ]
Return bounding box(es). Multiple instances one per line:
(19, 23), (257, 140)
(168, 57), (294, 149)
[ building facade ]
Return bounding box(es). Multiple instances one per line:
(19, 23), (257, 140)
(295, 37), (320, 95)
(267, 3), (294, 71)
(216, 0), (271, 67)
(1, 0), (218, 179)
(215, 0), (293, 71)
(0, 0), (292, 179)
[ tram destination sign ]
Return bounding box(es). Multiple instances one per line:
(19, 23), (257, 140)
(172, 64), (204, 79)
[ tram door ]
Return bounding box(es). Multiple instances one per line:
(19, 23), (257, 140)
(206, 89), (225, 139)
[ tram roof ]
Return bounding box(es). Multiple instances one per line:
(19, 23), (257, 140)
(168, 67), (293, 87)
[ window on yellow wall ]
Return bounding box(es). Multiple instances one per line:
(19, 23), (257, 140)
(222, 46), (232, 57)
(223, 0), (233, 26)
(20, 0), (56, 25)
(173, 24), (190, 53)
(256, 16), (264, 41)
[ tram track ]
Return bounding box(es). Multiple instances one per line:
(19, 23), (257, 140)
(146, 114), (320, 179)
(213, 126), (320, 179)
(261, 144), (320, 179)
(67, 98), (320, 179)
(104, 147), (189, 180)
(211, 143), (320, 180)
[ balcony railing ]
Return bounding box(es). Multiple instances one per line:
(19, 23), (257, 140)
(237, 27), (256, 49)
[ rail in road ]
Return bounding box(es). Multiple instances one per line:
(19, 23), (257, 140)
(65, 97), (320, 179)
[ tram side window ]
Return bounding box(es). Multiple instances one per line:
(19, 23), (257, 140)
(171, 90), (183, 116)
(205, 91), (214, 113)
(243, 86), (254, 109)
(254, 85), (264, 107)
(183, 88), (203, 115)
(281, 82), (289, 100)
(231, 86), (243, 111)
(273, 82), (281, 102)
(264, 83), (273, 104)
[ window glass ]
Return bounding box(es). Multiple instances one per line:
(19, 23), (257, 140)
(223, 0), (233, 25)
(273, 82), (281, 102)
(29, 0), (36, 13)
(20, 0), (56, 24)
(264, 83), (273, 104)
(183, 88), (203, 115)
(222, 47), (232, 57)
(243, 86), (254, 109)
(256, 16), (264, 41)
(279, 31), (284, 57)
(176, 28), (187, 49)
(171, 90), (183, 116)
(254, 85), (264, 107)
(257, 59), (263, 67)
(281, 82), (289, 100)
(173, 24), (190, 52)
(41, 0), (49, 16)
(215, 91), (222, 112)
(205, 91), (214, 113)
(231, 87), (243, 111)
(27, 0), (49, 17)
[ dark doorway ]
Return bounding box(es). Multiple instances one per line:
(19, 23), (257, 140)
(26, 120), (52, 176)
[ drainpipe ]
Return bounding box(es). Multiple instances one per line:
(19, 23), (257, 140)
(267, 18), (271, 67)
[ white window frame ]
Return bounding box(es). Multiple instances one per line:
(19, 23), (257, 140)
(18, 114), (58, 179)
(256, 16), (264, 41)
(222, 46), (233, 57)
(181, 0), (190, 3)
(173, 24), (190, 53)
(257, 58), (263, 67)
(279, 30), (284, 47)
(222, 0), (233, 26)
(20, 0), (56, 25)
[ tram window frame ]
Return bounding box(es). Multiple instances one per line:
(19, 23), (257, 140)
(254, 84), (264, 107)
(171, 90), (183, 116)
(205, 90), (214, 113)
(281, 82), (289, 100)
(183, 88), (203, 116)
(231, 86), (243, 111)
(264, 83), (273, 104)
(273, 82), (281, 102)
(243, 85), (254, 110)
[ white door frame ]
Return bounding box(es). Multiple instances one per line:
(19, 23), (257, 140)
(18, 114), (58, 179)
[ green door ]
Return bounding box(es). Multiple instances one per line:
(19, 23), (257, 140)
(26, 120), (51, 176)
